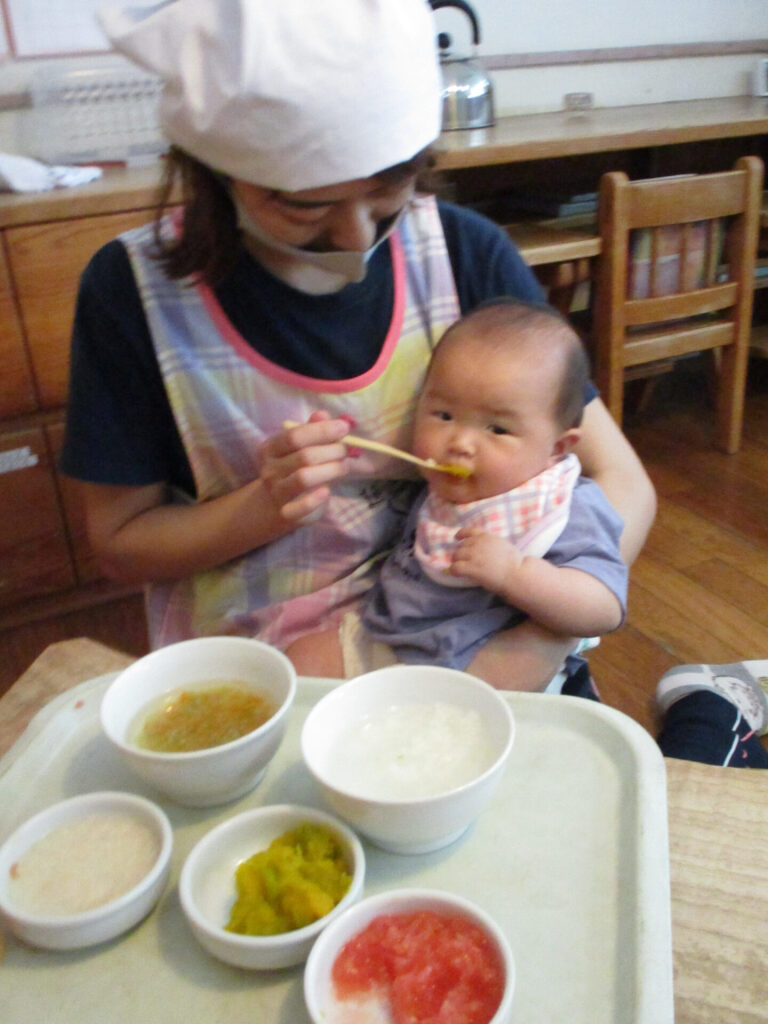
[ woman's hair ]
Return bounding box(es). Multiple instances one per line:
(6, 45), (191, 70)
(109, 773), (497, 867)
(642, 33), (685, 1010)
(435, 298), (591, 429)
(153, 145), (436, 285)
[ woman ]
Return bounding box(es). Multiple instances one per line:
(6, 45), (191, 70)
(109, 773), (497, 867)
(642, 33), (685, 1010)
(62, 0), (655, 689)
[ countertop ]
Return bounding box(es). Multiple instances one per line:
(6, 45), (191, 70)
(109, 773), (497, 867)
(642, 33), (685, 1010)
(434, 95), (768, 169)
(1, 638), (767, 1022)
(0, 164), (167, 228)
(1, 96), (766, 227)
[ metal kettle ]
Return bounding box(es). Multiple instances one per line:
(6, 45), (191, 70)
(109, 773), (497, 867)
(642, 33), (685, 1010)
(429, 0), (495, 131)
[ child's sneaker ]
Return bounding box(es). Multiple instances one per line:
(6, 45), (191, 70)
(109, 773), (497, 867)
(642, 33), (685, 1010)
(657, 660), (768, 735)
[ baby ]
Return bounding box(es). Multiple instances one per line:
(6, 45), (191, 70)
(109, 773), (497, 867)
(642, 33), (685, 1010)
(361, 298), (628, 687)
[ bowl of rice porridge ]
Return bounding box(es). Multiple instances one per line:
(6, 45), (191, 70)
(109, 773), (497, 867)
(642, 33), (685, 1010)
(300, 666), (515, 854)
(0, 791), (172, 950)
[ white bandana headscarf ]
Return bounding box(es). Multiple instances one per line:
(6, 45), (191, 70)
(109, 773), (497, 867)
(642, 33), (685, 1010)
(99, 0), (442, 190)
(415, 454), (582, 587)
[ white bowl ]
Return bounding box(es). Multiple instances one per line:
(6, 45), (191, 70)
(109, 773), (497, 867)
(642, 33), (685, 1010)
(179, 803), (365, 970)
(100, 637), (297, 807)
(301, 665), (515, 854)
(304, 887), (515, 1024)
(0, 791), (172, 951)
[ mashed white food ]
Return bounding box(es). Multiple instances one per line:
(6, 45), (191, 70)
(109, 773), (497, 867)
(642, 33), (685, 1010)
(328, 701), (495, 799)
(10, 813), (160, 916)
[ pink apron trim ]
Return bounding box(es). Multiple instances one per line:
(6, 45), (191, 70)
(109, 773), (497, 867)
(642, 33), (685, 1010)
(195, 233), (407, 395)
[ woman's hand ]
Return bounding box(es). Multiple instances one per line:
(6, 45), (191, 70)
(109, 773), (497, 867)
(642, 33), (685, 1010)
(259, 411), (352, 522)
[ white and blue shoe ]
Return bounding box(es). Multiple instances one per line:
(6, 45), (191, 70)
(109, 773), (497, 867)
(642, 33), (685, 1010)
(657, 660), (768, 736)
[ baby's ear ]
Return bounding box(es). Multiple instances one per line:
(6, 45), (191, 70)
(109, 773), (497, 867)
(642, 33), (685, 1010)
(551, 428), (581, 461)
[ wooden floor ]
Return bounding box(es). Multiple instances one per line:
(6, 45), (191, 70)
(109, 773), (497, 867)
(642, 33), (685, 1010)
(2, 360), (767, 741)
(591, 358), (768, 736)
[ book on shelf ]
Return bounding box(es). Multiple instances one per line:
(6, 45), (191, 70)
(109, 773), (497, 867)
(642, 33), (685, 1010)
(627, 219), (725, 299)
(482, 190), (598, 219)
(505, 191), (598, 217)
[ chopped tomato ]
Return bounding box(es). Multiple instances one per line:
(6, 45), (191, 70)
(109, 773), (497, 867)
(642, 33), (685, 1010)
(332, 910), (505, 1024)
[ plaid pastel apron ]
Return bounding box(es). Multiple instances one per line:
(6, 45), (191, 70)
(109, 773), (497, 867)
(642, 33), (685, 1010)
(122, 195), (460, 649)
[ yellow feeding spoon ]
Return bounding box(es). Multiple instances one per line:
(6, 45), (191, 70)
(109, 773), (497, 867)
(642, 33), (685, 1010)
(282, 422), (472, 478)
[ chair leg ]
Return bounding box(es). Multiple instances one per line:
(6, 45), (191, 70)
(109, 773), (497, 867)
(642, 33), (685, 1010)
(635, 377), (661, 416)
(715, 343), (748, 454)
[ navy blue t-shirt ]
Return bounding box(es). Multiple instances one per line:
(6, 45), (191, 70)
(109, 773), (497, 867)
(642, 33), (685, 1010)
(61, 200), (591, 497)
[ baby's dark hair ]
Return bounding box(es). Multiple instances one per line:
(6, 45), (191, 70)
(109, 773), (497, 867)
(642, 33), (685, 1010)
(435, 298), (589, 429)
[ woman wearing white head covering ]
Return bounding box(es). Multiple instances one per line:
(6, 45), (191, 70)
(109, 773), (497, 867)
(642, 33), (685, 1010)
(61, 0), (655, 687)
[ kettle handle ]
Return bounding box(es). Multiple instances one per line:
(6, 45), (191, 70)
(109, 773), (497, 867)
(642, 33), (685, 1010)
(428, 0), (481, 46)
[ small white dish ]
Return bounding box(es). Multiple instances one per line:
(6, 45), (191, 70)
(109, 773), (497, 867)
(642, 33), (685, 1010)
(304, 887), (515, 1024)
(179, 803), (365, 970)
(100, 636), (297, 807)
(0, 791), (172, 951)
(301, 665), (515, 854)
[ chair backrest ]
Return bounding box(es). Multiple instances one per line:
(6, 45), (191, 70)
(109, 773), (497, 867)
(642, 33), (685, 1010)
(592, 155), (763, 452)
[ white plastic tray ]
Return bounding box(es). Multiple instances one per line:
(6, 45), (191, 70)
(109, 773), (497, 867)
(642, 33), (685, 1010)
(0, 675), (674, 1023)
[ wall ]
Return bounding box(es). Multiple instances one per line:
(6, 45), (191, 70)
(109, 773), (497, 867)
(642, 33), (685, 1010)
(432, 0), (768, 115)
(473, 0), (767, 51)
(491, 56), (762, 117)
(0, 0), (766, 153)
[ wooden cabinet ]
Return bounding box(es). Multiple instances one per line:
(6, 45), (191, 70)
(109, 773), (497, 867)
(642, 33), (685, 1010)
(6, 211), (154, 409)
(0, 166), (163, 620)
(0, 242), (37, 418)
(0, 426), (75, 606)
(45, 419), (100, 585)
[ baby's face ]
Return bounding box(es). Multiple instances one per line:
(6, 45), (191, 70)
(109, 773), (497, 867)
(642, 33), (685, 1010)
(413, 331), (568, 503)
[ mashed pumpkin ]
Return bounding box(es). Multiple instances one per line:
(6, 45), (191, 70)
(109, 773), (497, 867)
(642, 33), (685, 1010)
(135, 683), (273, 752)
(226, 823), (351, 936)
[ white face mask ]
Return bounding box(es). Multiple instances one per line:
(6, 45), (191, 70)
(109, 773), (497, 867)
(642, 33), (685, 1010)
(231, 192), (404, 295)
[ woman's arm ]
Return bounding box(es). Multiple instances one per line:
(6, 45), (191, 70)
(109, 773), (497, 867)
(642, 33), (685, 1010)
(575, 397), (657, 563)
(80, 415), (353, 584)
(82, 478), (287, 584)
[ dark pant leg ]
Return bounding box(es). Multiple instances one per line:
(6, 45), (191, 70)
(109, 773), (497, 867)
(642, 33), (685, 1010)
(565, 665), (768, 768)
(658, 690), (768, 768)
(560, 661), (601, 701)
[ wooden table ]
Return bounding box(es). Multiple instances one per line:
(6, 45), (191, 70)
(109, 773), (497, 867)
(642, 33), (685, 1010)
(2, 638), (768, 1022)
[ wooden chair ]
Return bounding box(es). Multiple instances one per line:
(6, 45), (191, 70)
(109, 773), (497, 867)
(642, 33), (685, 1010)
(592, 155), (764, 453)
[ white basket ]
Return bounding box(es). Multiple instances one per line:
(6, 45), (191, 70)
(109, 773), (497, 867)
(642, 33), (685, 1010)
(26, 66), (167, 166)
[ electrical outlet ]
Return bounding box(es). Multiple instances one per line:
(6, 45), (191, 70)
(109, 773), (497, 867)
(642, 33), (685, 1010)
(564, 92), (594, 111)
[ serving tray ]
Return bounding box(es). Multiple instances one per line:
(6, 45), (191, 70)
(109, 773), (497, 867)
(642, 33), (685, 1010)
(0, 675), (674, 1023)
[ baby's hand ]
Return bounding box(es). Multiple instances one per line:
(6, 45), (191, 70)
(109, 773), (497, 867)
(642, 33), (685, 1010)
(259, 412), (351, 521)
(450, 527), (523, 593)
